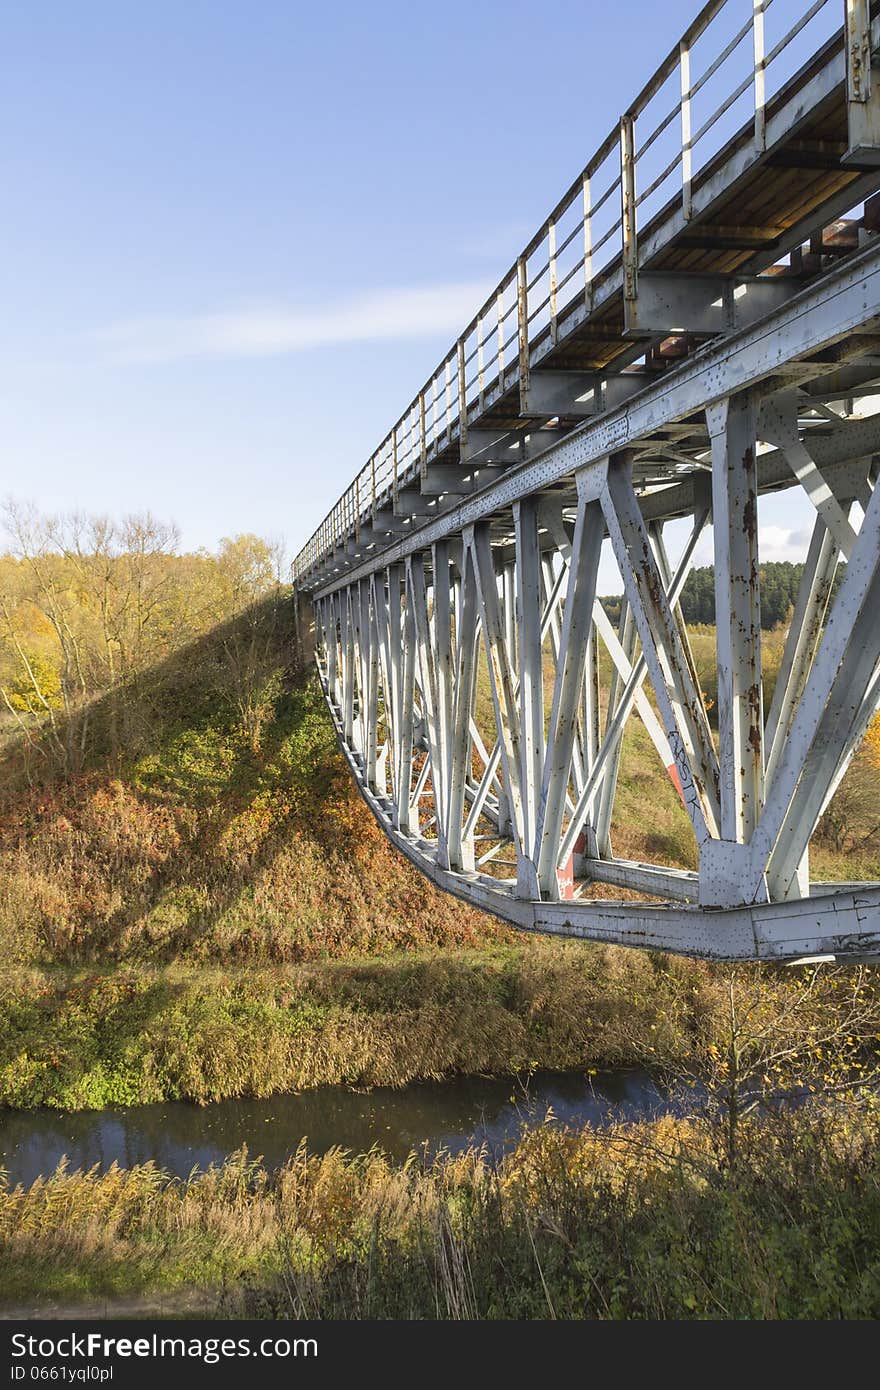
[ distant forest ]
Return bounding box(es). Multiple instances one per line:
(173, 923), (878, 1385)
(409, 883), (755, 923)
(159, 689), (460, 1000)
(602, 560), (843, 629)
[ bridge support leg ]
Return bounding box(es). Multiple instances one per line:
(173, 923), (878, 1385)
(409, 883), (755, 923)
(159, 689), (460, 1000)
(394, 566), (416, 835)
(408, 553), (447, 858)
(444, 545), (480, 872)
(514, 497), (545, 871)
(706, 391), (761, 828)
(534, 473), (605, 898)
(432, 540), (455, 855)
(341, 589), (355, 745)
(702, 392), (765, 905)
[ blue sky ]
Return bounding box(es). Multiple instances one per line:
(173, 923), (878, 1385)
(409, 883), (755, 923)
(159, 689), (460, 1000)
(1, 0), (821, 580)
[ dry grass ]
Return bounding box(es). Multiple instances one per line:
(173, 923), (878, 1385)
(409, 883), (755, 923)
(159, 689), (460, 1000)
(3, 1098), (880, 1318)
(0, 943), (719, 1108)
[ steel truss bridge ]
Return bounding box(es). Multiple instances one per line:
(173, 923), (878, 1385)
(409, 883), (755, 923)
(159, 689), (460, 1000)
(293, 0), (880, 961)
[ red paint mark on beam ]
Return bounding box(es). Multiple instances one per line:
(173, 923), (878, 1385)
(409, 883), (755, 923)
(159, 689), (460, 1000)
(556, 831), (587, 901)
(668, 762), (685, 805)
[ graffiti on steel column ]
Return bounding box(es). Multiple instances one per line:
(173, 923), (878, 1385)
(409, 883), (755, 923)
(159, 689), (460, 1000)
(668, 729), (701, 820)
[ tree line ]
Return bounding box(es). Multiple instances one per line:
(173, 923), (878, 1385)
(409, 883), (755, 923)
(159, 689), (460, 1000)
(602, 560), (843, 629)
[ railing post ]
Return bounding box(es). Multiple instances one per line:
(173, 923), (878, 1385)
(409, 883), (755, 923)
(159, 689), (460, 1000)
(753, 0), (766, 151)
(620, 113), (639, 330)
(517, 254), (530, 413)
(844, 0), (880, 164)
(432, 375), (439, 462)
(457, 338), (468, 454)
(680, 39), (692, 220)
(444, 355), (452, 443)
(548, 217), (558, 344)
(582, 169), (593, 309)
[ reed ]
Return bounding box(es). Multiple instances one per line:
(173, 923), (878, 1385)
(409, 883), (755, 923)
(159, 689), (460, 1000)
(3, 1100), (879, 1319)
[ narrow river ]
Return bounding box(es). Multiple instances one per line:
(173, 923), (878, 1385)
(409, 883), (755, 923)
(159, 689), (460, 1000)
(0, 1067), (673, 1189)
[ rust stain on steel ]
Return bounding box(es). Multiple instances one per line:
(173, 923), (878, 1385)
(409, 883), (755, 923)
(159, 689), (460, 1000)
(743, 495), (757, 540)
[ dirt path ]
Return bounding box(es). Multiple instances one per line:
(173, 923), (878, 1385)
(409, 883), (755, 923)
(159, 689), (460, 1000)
(0, 1289), (221, 1321)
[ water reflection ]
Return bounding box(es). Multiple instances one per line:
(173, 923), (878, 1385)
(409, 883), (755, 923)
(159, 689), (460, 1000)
(0, 1068), (670, 1190)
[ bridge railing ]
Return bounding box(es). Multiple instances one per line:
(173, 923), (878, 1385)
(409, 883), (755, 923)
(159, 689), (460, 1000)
(292, 0), (842, 585)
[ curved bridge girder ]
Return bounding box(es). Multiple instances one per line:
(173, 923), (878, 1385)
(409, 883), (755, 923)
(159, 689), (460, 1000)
(307, 247), (880, 962)
(295, 1), (880, 961)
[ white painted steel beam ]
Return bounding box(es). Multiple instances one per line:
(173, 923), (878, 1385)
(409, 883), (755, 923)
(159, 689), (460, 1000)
(708, 392), (764, 847)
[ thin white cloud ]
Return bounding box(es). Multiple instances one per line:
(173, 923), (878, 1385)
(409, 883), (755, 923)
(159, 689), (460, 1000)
(692, 522), (814, 568)
(96, 280), (494, 364)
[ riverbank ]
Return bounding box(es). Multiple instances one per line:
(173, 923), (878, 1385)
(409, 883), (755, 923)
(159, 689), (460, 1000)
(3, 1100), (879, 1317)
(5, 939), (880, 1113)
(0, 941), (716, 1109)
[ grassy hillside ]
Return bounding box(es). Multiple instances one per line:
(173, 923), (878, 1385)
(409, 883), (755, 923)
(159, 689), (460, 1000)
(0, 599), (492, 968)
(0, 560), (877, 1112)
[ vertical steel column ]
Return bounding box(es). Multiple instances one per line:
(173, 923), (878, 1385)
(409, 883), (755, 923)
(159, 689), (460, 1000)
(326, 595), (338, 704)
(408, 552), (446, 854)
(534, 477), (605, 897)
(394, 565), (416, 835)
(371, 571), (392, 799)
(707, 393), (764, 844)
(360, 579), (379, 789)
(341, 587), (355, 745)
(350, 579), (369, 761)
(445, 545), (480, 872)
(514, 497), (545, 863)
(432, 539), (454, 851)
